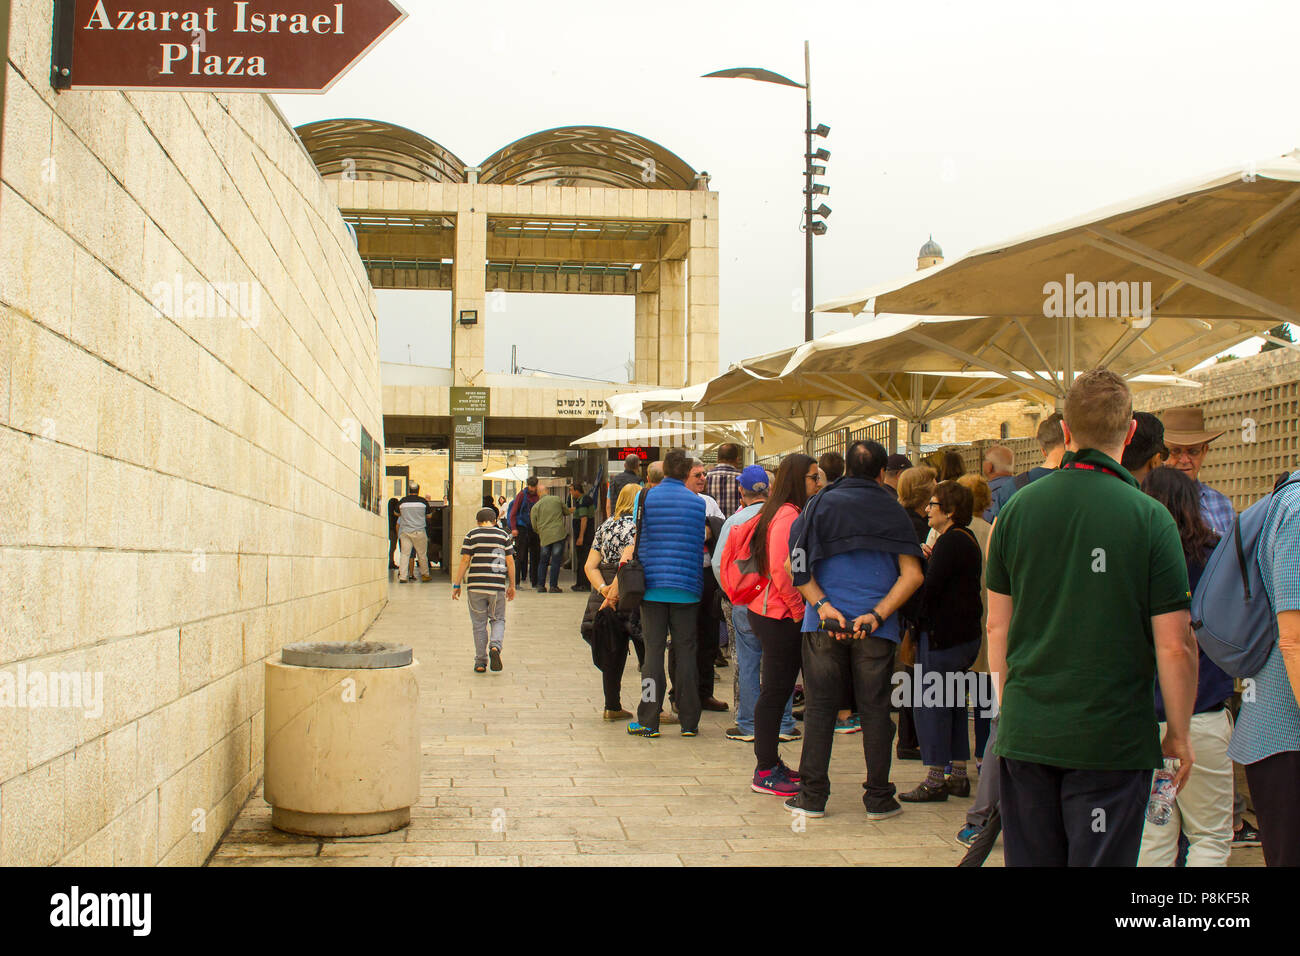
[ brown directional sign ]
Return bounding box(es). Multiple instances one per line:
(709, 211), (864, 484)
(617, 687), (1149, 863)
(51, 0), (407, 93)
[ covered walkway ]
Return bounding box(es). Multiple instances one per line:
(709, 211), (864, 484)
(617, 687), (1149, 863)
(211, 580), (994, 866)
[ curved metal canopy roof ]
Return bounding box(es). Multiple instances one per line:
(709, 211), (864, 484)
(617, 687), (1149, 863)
(478, 126), (698, 189)
(297, 120), (699, 190)
(296, 119), (468, 183)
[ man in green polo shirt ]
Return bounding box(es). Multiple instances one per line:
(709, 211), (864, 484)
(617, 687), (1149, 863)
(986, 368), (1198, 866)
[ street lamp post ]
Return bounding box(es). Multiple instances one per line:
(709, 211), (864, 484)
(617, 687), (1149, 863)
(705, 40), (831, 343)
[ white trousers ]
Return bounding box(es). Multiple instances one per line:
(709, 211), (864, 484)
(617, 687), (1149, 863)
(1138, 708), (1233, 867)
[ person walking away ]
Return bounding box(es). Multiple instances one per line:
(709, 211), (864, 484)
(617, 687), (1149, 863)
(531, 483), (570, 593)
(784, 441), (924, 819)
(1137, 467), (1234, 866)
(986, 368), (1197, 866)
(452, 508), (516, 672)
(981, 446), (1016, 522)
(706, 443), (744, 516)
(397, 482), (433, 583)
(570, 481), (596, 591)
(645, 461), (664, 488)
(1226, 468), (1300, 866)
(741, 454), (817, 795)
(900, 480), (983, 803)
(507, 477), (541, 589)
(1161, 404), (1259, 848)
(713, 467), (797, 742)
(601, 449), (706, 738)
(581, 483), (645, 718)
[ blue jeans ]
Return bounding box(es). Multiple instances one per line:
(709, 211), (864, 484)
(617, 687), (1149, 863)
(733, 606), (795, 736)
(537, 540), (564, 589)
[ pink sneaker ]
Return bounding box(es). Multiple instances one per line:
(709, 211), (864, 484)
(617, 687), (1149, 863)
(751, 764), (800, 796)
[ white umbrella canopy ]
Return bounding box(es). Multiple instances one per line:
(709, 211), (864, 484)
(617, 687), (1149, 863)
(780, 312), (1201, 408)
(604, 384), (708, 422)
(693, 343), (1052, 456)
(820, 152), (1300, 323)
(817, 152), (1300, 386)
(599, 382), (804, 456)
(571, 423), (749, 448)
(482, 466), (529, 482)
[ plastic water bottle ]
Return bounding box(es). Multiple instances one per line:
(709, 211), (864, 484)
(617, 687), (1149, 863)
(1145, 759), (1178, 826)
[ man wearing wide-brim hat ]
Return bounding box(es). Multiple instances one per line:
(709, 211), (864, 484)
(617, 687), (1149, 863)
(1161, 406), (1234, 539)
(1160, 404), (1264, 851)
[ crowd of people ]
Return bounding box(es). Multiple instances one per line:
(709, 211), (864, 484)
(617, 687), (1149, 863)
(443, 378), (1300, 867)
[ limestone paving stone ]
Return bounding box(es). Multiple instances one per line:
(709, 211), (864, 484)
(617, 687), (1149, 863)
(212, 579), (1020, 867)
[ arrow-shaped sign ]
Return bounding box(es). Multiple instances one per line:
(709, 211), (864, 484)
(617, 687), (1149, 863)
(52, 0), (407, 93)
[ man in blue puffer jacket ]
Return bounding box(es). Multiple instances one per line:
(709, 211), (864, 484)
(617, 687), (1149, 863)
(604, 448), (706, 738)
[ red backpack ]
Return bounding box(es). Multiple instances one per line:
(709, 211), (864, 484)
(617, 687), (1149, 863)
(719, 513), (769, 605)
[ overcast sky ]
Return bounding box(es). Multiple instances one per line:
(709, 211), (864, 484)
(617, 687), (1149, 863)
(273, 0), (1300, 382)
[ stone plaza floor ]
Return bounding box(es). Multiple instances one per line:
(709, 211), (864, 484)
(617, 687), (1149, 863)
(210, 572), (1265, 867)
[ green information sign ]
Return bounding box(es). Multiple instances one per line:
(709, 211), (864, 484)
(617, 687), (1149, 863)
(450, 387), (490, 416)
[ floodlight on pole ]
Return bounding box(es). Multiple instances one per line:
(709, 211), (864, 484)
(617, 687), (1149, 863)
(703, 40), (828, 343)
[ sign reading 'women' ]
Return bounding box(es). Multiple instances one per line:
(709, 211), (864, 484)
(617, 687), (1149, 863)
(52, 0), (407, 92)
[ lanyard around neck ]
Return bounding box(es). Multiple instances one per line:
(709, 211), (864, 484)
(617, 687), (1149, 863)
(1060, 460), (1123, 480)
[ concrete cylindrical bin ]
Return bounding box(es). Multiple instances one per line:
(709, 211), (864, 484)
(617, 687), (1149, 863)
(264, 641), (420, 837)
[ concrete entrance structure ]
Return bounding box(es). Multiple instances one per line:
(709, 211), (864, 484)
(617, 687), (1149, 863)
(297, 120), (720, 547)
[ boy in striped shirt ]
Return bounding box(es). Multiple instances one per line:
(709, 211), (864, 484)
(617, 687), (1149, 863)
(452, 508), (517, 673)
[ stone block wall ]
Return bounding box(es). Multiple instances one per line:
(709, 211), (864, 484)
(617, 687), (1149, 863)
(0, 0), (386, 865)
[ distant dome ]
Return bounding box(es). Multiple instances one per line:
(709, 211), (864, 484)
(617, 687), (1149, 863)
(918, 235), (943, 259)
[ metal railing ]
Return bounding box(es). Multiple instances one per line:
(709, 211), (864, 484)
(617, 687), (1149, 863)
(755, 419), (898, 471)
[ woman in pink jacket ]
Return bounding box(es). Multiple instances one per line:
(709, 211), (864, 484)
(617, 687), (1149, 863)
(744, 453), (820, 796)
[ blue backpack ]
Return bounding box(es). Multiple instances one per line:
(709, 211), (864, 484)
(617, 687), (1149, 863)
(1190, 476), (1300, 677)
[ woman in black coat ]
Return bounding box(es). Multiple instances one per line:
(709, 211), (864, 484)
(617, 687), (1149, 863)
(580, 483), (645, 719)
(900, 480), (983, 803)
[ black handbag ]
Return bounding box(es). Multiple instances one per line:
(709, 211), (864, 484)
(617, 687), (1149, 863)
(615, 488), (648, 612)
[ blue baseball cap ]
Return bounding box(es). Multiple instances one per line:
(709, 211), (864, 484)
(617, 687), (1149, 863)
(739, 465), (770, 492)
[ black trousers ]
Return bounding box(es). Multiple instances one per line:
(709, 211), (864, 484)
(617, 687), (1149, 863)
(749, 612), (803, 771)
(514, 528), (541, 586)
(797, 630), (897, 810)
(638, 600), (700, 732)
(896, 663), (919, 751)
(1001, 757), (1151, 866)
(1244, 749), (1300, 866)
(573, 543), (592, 588)
(602, 633), (646, 711)
(671, 569), (719, 699)
(388, 530), (398, 569)
(668, 571), (720, 703)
